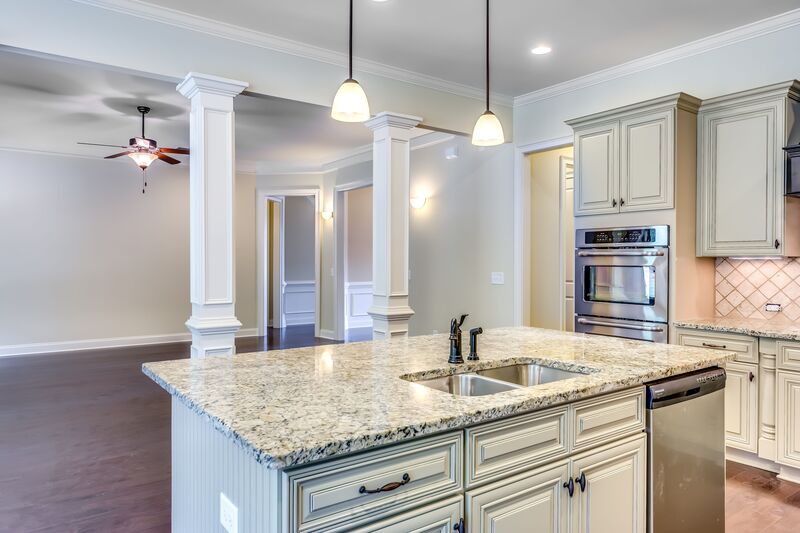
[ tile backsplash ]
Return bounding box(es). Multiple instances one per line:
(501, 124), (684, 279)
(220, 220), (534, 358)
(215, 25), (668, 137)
(716, 258), (800, 321)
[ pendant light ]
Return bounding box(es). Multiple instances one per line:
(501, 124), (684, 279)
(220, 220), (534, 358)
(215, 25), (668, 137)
(472, 0), (505, 146)
(331, 0), (371, 122)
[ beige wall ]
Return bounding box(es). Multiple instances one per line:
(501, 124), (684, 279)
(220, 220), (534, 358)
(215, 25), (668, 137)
(529, 147), (573, 329)
(345, 186), (372, 283)
(283, 195), (316, 282)
(0, 150), (258, 347)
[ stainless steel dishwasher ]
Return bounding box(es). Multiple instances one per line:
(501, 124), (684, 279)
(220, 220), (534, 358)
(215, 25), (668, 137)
(646, 367), (726, 533)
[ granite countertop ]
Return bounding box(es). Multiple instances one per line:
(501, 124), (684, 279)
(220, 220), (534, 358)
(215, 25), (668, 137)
(142, 327), (731, 469)
(674, 316), (800, 341)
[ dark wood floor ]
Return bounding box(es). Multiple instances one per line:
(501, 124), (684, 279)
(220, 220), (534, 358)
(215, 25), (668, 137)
(0, 324), (796, 532)
(0, 325), (369, 533)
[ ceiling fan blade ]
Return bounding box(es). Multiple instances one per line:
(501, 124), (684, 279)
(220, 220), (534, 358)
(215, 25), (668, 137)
(157, 153), (181, 165)
(159, 147), (189, 155)
(78, 142), (129, 149)
(104, 152), (131, 159)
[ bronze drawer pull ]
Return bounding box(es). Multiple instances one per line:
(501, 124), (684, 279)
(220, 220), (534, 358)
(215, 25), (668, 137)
(359, 473), (411, 495)
(701, 342), (727, 349)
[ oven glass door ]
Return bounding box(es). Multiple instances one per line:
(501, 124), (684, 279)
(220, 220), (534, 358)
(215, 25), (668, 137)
(575, 249), (668, 323)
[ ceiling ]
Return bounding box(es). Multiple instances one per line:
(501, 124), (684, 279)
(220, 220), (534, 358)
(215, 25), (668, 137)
(136, 0), (800, 97)
(0, 49), (373, 169)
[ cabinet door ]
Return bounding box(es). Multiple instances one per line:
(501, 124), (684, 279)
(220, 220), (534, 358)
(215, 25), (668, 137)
(466, 461), (570, 533)
(697, 100), (783, 256)
(725, 361), (759, 452)
(351, 496), (463, 533)
(619, 110), (673, 212)
(570, 435), (646, 533)
(574, 122), (619, 216)
(777, 371), (800, 468)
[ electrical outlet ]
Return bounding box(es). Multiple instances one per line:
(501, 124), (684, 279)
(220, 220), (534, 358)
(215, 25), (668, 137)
(220, 492), (238, 533)
(491, 272), (505, 285)
(765, 303), (782, 313)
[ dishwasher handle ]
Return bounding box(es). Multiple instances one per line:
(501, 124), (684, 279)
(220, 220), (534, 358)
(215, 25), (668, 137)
(647, 367), (726, 409)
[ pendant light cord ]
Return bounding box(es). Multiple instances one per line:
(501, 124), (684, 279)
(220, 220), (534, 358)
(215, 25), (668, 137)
(141, 110), (146, 138)
(485, 0), (490, 112)
(349, 0), (354, 80)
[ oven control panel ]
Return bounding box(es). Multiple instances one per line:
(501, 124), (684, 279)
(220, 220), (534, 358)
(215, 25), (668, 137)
(577, 226), (669, 248)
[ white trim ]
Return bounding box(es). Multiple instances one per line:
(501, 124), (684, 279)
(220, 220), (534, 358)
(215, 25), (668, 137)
(558, 156), (574, 331)
(513, 136), (573, 326)
(318, 328), (336, 340)
(514, 8), (800, 107)
(71, 0), (513, 106)
(345, 282), (374, 329)
(0, 328), (259, 357)
(283, 280), (316, 326)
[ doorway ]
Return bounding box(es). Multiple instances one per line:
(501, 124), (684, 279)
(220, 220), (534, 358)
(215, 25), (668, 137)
(526, 146), (575, 330)
(334, 181), (374, 341)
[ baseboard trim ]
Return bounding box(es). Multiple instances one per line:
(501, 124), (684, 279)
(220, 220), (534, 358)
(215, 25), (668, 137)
(0, 328), (260, 357)
(726, 447), (780, 473)
(318, 328), (336, 340)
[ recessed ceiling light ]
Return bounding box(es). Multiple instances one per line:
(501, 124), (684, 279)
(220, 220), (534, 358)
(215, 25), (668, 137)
(531, 46), (552, 55)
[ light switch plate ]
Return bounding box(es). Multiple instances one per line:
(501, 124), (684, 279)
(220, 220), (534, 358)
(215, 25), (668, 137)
(220, 492), (238, 533)
(491, 272), (505, 285)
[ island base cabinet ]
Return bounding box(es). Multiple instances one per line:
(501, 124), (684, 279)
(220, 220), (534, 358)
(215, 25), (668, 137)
(569, 434), (646, 533)
(349, 496), (463, 533)
(466, 461), (571, 533)
(466, 434), (645, 533)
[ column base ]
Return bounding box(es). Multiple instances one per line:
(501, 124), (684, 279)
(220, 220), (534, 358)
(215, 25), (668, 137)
(185, 316), (242, 357)
(368, 305), (414, 340)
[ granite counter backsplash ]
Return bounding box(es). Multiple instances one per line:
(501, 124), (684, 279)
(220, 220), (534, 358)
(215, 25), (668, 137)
(143, 327), (731, 469)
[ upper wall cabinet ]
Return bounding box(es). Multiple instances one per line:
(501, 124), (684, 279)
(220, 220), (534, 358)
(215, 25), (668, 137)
(697, 81), (800, 257)
(567, 94), (700, 217)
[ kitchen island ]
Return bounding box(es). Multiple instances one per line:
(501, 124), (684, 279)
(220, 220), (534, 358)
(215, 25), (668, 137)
(143, 327), (731, 533)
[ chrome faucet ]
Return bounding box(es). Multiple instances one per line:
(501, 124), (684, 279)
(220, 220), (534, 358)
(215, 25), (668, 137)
(448, 314), (469, 364)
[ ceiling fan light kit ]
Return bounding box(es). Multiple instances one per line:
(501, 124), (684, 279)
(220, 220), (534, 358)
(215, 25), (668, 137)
(331, 0), (370, 122)
(472, 0), (505, 146)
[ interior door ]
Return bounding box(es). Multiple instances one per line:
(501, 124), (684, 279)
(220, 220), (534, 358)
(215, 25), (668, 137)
(467, 461), (570, 533)
(570, 435), (646, 533)
(574, 122), (619, 216)
(562, 156), (575, 331)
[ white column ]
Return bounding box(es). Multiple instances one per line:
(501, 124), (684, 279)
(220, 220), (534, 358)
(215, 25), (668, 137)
(364, 112), (422, 340)
(177, 72), (248, 357)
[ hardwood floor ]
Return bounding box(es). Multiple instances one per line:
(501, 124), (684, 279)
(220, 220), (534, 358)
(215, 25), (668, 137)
(0, 325), (796, 532)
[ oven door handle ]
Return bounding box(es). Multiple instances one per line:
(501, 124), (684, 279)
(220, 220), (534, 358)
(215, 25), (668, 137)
(576, 317), (665, 332)
(576, 250), (665, 257)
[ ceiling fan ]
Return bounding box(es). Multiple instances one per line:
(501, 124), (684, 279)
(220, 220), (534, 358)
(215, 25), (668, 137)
(78, 105), (189, 192)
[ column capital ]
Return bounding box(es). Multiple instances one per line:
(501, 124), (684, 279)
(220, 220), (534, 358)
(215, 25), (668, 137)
(364, 111), (423, 132)
(177, 72), (249, 99)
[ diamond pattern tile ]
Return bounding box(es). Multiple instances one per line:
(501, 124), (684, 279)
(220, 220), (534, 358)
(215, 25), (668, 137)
(716, 259), (800, 323)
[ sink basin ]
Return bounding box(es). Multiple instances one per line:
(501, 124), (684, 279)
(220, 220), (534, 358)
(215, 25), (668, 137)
(476, 363), (587, 386)
(413, 373), (520, 396)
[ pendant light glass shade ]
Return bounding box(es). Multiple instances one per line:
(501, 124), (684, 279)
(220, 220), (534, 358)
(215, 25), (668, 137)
(128, 151), (158, 169)
(331, 78), (370, 122)
(472, 0), (505, 146)
(332, 0), (370, 122)
(472, 110), (505, 146)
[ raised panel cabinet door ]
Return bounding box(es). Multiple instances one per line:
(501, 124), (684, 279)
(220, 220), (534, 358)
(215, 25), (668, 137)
(619, 110), (673, 212)
(570, 435), (646, 533)
(466, 461), (570, 533)
(574, 122), (619, 216)
(349, 496), (463, 533)
(725, 362), (759, 452)
(776, 371), (800, 468)
(698, 101), (782, 256)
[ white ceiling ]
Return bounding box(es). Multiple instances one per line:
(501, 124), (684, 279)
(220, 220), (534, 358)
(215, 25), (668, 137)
(0, 49), (373, 169)
(136, 0), (800, 97)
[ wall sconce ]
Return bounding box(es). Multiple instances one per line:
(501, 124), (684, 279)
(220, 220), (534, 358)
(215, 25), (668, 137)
(321, 211), (333, 220)
(410, 196), (427, 209)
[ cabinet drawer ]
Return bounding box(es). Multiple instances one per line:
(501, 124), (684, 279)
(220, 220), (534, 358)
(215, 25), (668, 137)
(465, 406), (569, 488)
(777, 341), (800, 372)
(675, 328), (758, 364)
(571, 387), (645, 452)
(348, 495), (463, 533)
(285, 432), (463, 533)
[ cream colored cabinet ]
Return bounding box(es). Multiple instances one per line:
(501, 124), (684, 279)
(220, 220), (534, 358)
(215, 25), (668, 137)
(777, 371), (800, 468)
(724, 361), (759, 452)
(697, 80), (800, 257)
(570, 435), (647, 533)
(466, 461), (570, 533)
(350, 496), (463, 533)
(567, 94), (699, 217)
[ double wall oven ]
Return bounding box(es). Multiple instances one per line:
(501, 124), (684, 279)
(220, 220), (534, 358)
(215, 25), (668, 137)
(574, 226), (669, 343)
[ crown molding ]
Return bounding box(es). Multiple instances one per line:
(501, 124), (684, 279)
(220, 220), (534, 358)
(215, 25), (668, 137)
(71, 0), (513, 107)
(514, 8), (800, 107)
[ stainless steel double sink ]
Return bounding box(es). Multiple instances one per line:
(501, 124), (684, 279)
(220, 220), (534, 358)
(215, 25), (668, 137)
(409, 363), (588, 396)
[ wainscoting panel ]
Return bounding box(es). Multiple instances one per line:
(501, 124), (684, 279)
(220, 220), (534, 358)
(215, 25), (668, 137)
(284, 281), (316, 326)
(345, 282), (373, 329)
